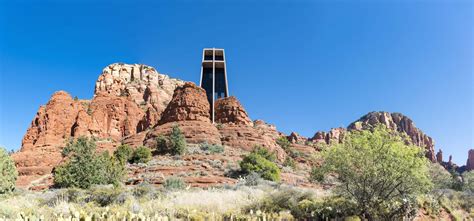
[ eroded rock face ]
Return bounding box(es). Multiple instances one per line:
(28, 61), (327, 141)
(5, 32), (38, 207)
(466, 149), (474, 171)
(145, 82), (222, 146)
(215, 96), (252, 126)
(287, 132), (307, 144)
(311, 128), (346, 145)
(218, 120), (287, 161)
(436, 150), (443, 162)
(348, 112), (436, 162)
(13, 63), (185, 189)
(159, 82), (211, 124)
(95, 63), (184, 129)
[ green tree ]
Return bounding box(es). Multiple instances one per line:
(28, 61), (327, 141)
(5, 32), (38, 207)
(113, 144), (133, 164)
(462, 171), (474, 192)
(53, 137), (124, 189)
(0, 147), (18, 194)
(130, 146), (152, 164)
(240, 146), (280, 181)
(428, 163), (454, 189)
(155, 135), (169, 154)
(154, 125), (187, 155)
(252, 145), (276, 162)
(169, 124), (187, 155)
(312, 125), (432, 220)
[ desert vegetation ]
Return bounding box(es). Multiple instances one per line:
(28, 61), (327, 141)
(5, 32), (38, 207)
(0, 147), (17, 194)
(1, 124), (473, 220)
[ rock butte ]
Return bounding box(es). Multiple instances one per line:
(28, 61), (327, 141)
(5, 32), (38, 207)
(11, 63), (473, 190)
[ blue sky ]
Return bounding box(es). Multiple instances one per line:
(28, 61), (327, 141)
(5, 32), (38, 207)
(0, 0), (472, 165)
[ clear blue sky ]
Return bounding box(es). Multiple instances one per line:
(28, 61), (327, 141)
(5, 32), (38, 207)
(0, 0), (472, 165)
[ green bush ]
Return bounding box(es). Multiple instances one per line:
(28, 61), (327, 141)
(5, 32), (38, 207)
(0, 147), (18, 194)
(199, 142), (224, 154)
(251, 146), (276, 162)
(86, 186), (127, 206)
(130, 146), (152, 164)
(276, 136), (291, 150)
(240, 147), (280, 181)
(155, 125), (187, 155)
(169, 125), (187, 155)
(163, 177), (186, 190)
(283, 157), (296, 169)
(155, 135), (169, 154)
(113, 144), (133, 164)
(53, 137), (125, 189)
(462, 171), (474, 192)
(429, 163), (455, 190)
(314, 125), (431, 220)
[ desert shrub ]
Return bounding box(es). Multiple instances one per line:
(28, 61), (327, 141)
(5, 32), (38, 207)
(199, 142), (224, 154)
(169, 125), (187, 155)
(155, 125), (187, 155)
(276, 136), (291, 150)
(0, 147), (18, 194)
(417, 194), (442, 217)
(163, 177), (186, 190)
(240, 147), (280, 182)
(155, 135), (169, 154)
(297, 196), (359, 220)
(251, 146), (276, 162)
(86, 186), (127, 206)
(283, 157), (296, 169)
(250, 187), (315, 219)
(132, 183), (160, 199)
(313, 125), (432, 220)
(462, 171), (474, 192)
(130, 146), (152, 164)
(113, 144), (133, 164)
(428, 163), (458, 190)
(53, 137), (125, 189)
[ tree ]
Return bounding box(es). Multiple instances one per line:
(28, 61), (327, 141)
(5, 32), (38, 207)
(169, 124), (187, 155)
(428, 163), (454, 189)
(0, 147), (18, 194)
(155, 125), (187, 155)
(130, 146), (152, 164)
(240, 146), (280, 181)
(312, 125), (432, 220)
(463, 171), (474, 192)
(53, 137), (124, 189)
(113, 144), (133, 164)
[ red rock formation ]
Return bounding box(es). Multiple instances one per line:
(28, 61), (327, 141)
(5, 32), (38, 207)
(287, 132), (307, 144)
(466, 149), (474, 171)
(145, 82), (222, 146)
(348, 112), (436, 162)
(13, 63), (184, 189)
(436, 149), (443, 162)
(159, 82), (212, 123)
(214, 96), (252, 126)
(311, 128), (346, 145)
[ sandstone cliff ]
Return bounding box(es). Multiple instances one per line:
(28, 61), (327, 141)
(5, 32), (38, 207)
(348, 112), (436, 162)
(12, 64), (289, 189)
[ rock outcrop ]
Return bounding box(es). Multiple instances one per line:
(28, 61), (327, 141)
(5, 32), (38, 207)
(466, 149), (474, 171)
(311, 128), (346, 145)
(348, 112), (436, 162)
(145, 82), (221, 146)
(287, 132), (307, 144)
(214, 97), (252, 126)
(13, 63), (184, 188)
(436, 149), (443, 162)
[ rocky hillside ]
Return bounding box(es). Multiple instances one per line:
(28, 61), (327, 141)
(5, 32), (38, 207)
(11, 63), (472, 190)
